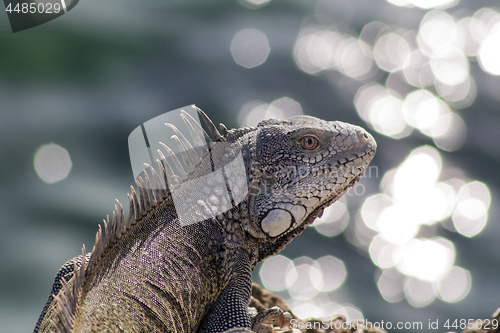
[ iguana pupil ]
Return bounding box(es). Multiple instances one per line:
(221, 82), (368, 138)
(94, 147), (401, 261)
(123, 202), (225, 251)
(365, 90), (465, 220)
(300, 135), (318, 150)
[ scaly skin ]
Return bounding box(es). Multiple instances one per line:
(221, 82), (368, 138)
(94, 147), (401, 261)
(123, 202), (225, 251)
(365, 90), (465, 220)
(35, 107), (376, 333)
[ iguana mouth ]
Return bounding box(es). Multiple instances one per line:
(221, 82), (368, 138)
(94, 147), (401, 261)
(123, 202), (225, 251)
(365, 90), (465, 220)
(311, 150), (374, 179)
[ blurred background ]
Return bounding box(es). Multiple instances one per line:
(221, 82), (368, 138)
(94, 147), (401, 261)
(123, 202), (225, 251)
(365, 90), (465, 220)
(1, 0), (500, 332)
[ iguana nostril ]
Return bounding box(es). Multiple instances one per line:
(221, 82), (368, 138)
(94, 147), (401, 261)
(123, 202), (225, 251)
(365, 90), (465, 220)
(360, 131), (370, 143)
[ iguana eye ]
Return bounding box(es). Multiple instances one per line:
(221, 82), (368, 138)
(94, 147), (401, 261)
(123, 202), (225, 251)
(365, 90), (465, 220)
(300, 135), (318, 150)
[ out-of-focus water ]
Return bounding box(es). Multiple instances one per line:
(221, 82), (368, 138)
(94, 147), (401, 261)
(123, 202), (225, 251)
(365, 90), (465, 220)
(1, 0), (499, 332)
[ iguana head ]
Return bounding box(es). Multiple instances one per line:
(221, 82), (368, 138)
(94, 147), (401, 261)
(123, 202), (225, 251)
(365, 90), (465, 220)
(240, 116), (376, 242)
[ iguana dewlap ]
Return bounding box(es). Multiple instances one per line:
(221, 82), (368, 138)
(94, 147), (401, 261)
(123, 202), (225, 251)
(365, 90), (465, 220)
(34, 107), (376, 333)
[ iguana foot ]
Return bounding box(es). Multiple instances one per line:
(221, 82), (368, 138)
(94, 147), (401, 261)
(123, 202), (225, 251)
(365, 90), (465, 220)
(250, 306), (292, 333)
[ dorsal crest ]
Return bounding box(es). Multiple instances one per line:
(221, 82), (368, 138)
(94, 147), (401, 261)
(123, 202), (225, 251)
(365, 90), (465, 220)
(50, 106), (238, 331)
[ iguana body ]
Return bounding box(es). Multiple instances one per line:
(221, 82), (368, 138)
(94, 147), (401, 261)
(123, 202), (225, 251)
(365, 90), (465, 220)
(34, 107), (376, 333)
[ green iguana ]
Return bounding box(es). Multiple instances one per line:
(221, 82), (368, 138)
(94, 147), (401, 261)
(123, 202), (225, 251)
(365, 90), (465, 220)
(34, 106), (377, 333)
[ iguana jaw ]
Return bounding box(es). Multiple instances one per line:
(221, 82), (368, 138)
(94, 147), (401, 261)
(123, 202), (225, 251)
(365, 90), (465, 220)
(316, 174), (360, 219)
